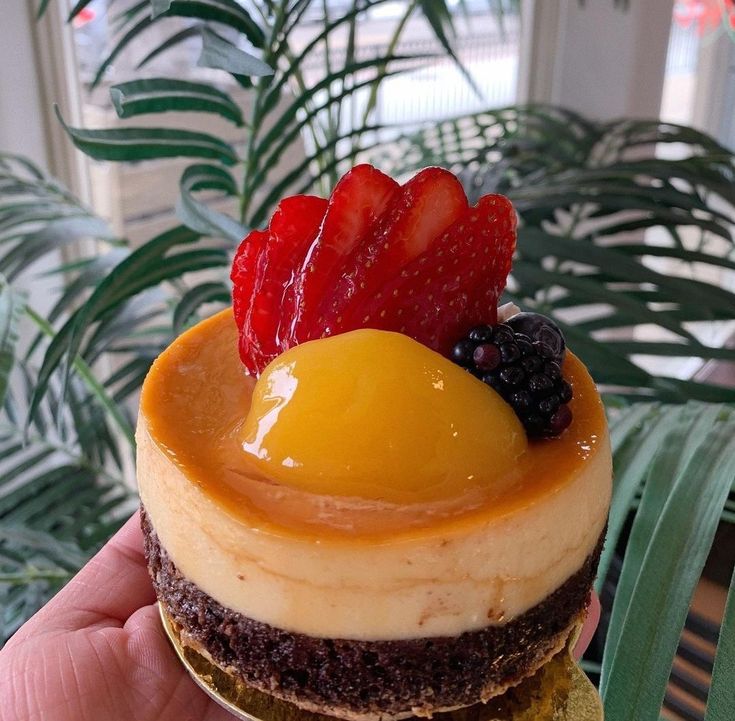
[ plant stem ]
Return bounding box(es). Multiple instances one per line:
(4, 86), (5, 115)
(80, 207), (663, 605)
(25, 307), (136, 449)
(282, 45), (331, 175)
(342, 1), (359, 157)
(4, 417), (130, 486)
(321, 0), (340, 188)
(0, 564), (75, 586)
(0, 567), (74, 585)
(361, 0), (418, 126)
(240, 3), (277, 223)
(240, 3), (329, 222)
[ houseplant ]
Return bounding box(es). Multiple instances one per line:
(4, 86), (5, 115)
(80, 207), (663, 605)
(0, 1), (733, 719)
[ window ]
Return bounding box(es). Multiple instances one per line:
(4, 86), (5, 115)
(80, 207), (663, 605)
(69, 1), (520, 246)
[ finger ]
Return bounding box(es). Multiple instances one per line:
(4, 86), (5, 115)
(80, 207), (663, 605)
(56, 509), (156, 628)
(11, 509), (156, 641)
(124, 604), (238, 721)
(573, 591), (601, 660)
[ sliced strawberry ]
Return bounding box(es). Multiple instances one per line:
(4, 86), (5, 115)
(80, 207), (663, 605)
(290, 165), (399, 344)
(232, 196), (327, 374)
(231, 165), (516, 376)
(315, 167), (468, 338)
(231, 229), (268, 371)
(337, 194), (516, 355)
(249, 195), (327, 372)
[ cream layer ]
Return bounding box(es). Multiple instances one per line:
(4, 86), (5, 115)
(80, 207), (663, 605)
(137, 416), (610, 640)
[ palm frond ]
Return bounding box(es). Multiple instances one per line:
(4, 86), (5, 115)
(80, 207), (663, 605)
(88, 0), (266, 86)
(136, 25), (203, 69)
(198, 26), (274, 77)
(0, 524), (84, 639)
(176, 164), (246, 242)
(596, 403), (735, 720)
(706, 565), (735, 719)
(151, 0), (266, 48)
(172, 281), (230, 334)
(367, 106), (735, 402)
(28, 224), (230, 428)
(57, 107), (239, 166)
(53, 0), (477, 226)
(0, 368), (136, 643)
(0, 282), (24, 407)
(110, 78), (246, 126)
(0, 154), (121, 284)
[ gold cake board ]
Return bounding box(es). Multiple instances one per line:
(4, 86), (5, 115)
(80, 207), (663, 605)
(159, 604), (603, 721)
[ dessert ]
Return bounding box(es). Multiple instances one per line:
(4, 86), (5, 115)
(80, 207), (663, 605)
(137, 165), (611, 720)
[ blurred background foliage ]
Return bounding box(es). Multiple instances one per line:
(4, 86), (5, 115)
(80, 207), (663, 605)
(0, 2), (734, 720)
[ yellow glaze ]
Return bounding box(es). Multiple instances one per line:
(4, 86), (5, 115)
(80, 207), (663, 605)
(241, 330), (527, 503)
(137, 309), (611, 638)
(139, 309), (608, 541)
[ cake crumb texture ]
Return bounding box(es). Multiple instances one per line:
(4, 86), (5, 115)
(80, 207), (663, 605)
(142, 507), (604, 719)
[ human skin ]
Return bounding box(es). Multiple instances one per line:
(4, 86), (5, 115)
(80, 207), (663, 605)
(0, 511), (600, 721)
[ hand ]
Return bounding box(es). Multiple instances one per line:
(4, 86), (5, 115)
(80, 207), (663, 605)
(0, 511), (232, 721)
(574, 590), (601, 661)
(0, 511), (601, 721)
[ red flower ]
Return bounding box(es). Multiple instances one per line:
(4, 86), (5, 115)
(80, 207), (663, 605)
(674, 0), (735, 36)
(72, 8), (96, 29)
(727, 0), (735, 29)
(674, 0), (724, 36)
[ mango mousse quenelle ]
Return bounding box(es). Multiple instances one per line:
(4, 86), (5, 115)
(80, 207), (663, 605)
(137, 165), (611, 720)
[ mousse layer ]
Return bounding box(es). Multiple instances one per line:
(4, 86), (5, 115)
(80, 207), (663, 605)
(136, 309), (611, 640)
(144, 507), (603, 720)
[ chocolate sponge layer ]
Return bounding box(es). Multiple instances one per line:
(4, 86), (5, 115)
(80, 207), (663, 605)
(142, 507), (603, 719)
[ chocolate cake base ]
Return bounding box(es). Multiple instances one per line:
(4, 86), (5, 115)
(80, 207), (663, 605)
(142, 507), (604, 721)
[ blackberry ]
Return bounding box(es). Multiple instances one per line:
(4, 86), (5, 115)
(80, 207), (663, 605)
(506, 312), (566, 362)
(452, 321), (573, 438)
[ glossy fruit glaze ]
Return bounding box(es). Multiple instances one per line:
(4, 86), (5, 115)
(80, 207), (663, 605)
(231, 165), (516, 375)
(140, 309), (607, 540)
(241, 329), (527, 503)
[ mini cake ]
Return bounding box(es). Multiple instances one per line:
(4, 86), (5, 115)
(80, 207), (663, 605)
(138, 165), (611, 720)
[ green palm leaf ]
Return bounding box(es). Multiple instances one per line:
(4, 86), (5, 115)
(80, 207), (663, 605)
(370, 106), (735, 402)
(253, 56), (417, 173)
(417, 0), (482, 100)
(92, 14), (158, 88)
(110, 78), (245, 126)
(0, 217), (117, 281)
(1, 363), (136, 643)
(0, 282), (24, 407)
(151, 0), (265, 48)
(595, 404), (667, 590)
(136, 25), (203, 69)
(173, 281), (231, 334)
(600, 406), (735, 719)
(0, 525), (84, 638)
(257, 1), (394, 114)
(249, 71), (402, 195)
(176, 164), (246, 241)
(110, 1), (150, 29)
(25, 308), (136, 449)
(198, 27), (274, 77)
(706, 566), (735, 720)
(249, 124), (383, 227)
(57, 107), (239, 165)
(30, 246), (226, 430)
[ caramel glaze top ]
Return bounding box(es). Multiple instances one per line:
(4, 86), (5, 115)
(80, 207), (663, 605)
(140, 309), (608, 542)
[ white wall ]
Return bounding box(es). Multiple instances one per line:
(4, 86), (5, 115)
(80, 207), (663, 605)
(519, 0), (672, 120)
(0, 2), (50, 168)
(0, 1), (84, 320)
(693, 33), (735, 148)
